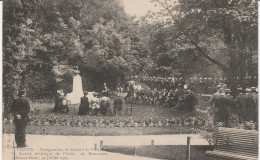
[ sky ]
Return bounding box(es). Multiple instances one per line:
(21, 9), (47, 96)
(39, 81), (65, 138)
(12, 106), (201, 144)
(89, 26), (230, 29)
(121, 0), (159, 17)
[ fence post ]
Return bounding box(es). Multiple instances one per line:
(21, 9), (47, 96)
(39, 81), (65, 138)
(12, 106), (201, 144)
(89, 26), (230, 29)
(13, 141), (16, 160)
(151, 140), (154, 145)
(186, 136), (191, 160)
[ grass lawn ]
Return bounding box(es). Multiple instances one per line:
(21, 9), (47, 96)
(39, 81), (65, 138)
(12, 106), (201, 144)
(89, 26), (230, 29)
(3, 96), (210, 136)
(102, 145), (225, 160)
(29, 99), (197, 119)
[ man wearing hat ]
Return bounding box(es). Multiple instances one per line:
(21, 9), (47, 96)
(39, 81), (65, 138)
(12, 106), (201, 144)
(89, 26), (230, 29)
(253, 88), (258, 129)
(250, 87), (258, 123)
(235, 87), (255, 123)
(209, 85), (224, 105)
(224, 89), (234, 127)
(113, 94), (123, 116)
(78, 91), (90, 115)
(245, 88), (252, 95)
(209, 85), (225, 124)
(234, 87), (245, 123)
(10, 90), (30, 147)
(213, 89), (232, 127)
(245, 88), (256, 121)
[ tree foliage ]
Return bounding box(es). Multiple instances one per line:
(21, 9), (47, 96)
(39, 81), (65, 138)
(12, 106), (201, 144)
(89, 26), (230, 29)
(145, 0), (257, 86)
(3, 0), (257, 113)
(3, 0), (150, 112)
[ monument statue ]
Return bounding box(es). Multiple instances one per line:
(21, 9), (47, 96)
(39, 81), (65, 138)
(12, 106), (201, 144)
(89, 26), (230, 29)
(66, 66), (84, 104)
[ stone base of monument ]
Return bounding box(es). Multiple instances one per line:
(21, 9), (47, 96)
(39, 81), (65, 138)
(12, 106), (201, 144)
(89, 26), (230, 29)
(66, 92), (83, 104)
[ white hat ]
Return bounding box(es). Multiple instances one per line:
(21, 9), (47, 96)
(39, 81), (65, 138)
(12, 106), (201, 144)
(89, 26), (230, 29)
(245, 88), (251, 92)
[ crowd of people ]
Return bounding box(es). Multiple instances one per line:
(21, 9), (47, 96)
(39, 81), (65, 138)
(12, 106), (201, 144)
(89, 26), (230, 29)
(53, 83), (122, 116)
(9, 81), (258, 149)
(128, 75), (258, 95)
(209, 85), (258, 128)
(124, 85), (198, 113)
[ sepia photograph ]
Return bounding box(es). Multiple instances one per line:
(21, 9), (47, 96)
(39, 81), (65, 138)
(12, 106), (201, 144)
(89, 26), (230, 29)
(2, 0), (258, 159)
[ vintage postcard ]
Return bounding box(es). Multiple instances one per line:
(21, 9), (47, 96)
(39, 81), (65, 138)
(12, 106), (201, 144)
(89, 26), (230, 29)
(2, 0), (258, 159)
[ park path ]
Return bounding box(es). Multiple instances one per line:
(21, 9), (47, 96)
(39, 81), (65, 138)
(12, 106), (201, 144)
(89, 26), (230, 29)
(3, 134), (208, 160)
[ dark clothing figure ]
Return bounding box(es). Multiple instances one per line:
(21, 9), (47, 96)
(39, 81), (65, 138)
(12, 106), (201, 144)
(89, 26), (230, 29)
(102, 89), (109, 97)
(252, 93), (258, 122)
(235, 93), (255, 123)
(53, 93), (60, 112)
(209, 91), (223, 124)
(182, 93), (197, 112)
(214, 95), (232, 127)
(252, 93), (258, 129)
(78, 96), (90, 115)
(129, 85), (134, 93)
(10, 96), (30, 147)
(100, 99), (111, 116)
(114, 97), (123, 116)
(55, 94), (69, 113)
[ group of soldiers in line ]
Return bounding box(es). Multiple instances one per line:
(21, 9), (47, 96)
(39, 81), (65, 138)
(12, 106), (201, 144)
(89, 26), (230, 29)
(124, 84), (197, 113)
(209, 85), (258, 127)
(129, 75), (257, 95)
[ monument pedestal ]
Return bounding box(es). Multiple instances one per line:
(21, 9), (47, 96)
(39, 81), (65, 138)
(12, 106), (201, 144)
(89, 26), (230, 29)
(66, 74), (83, 104)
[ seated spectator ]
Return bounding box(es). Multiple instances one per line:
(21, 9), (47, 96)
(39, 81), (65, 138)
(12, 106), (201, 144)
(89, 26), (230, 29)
(78, 91), (90, 115)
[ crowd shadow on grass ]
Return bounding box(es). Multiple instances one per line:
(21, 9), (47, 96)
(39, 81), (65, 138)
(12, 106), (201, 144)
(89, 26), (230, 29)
(101, 145), (223, 160)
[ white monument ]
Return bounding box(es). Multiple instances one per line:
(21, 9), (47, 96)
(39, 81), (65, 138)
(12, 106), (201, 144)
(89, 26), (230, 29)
(66, 66), (83, 104)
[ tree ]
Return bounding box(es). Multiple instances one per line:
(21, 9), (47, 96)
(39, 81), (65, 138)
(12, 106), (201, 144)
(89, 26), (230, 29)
(146, 0), (257, 88)
(3, 0), (152, 112)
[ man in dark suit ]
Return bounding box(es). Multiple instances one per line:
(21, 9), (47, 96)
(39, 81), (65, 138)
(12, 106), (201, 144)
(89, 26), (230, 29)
(113, 95), (123, 116)
(78, 91), (90, 115)
(234, 87), (255, 123)
(213, 88), (233, 127)
(224, 89), (234, 127)
(251, 87), (258, 129)
(209, 85), (224, 124)
(10, 90), (30, 147)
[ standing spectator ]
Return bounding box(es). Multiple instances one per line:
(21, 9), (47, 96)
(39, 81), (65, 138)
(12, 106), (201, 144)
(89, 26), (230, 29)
(213, 89), (231, 127)
(224, 89), (234, 127)
(209, 85), (225, 124)
(113, 94), (123, 116)
(234, 87), (247, 123)
(53, 89), (61, 112)
(78, 91), (90, 115)
(10, 90), (30, 147)
(182, 90), (197, 112)
(251, 87), (258, 129)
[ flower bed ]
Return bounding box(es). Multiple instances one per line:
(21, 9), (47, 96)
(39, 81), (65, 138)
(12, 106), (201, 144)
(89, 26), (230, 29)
(4, 113), (206, 128)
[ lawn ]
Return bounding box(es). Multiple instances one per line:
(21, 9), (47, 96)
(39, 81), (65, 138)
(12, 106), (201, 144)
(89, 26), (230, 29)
(3, 96), (211, 136)
(101, 145), (226, 160)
